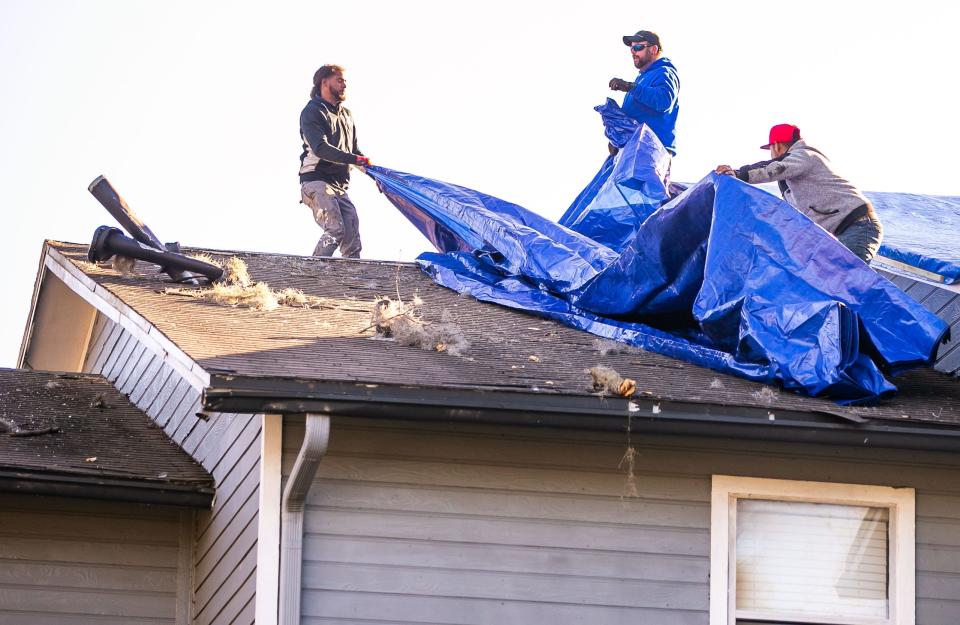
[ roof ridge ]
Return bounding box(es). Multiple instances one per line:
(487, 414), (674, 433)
(45, 239), (419, 266)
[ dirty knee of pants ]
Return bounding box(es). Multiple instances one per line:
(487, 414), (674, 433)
(301, 181), (361, 257)
(314, 233), (341, 257)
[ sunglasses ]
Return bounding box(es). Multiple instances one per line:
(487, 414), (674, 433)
(631, 43), (655, 52)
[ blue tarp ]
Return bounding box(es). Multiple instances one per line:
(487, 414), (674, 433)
(365, 104), (950, 403)
(866, 192), (960, 284)
(559, 100), (668, 251)
(560, 101), (960, 283)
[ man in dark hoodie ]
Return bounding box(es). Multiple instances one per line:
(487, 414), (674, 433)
(609, 30), (681, 156)
(299, 64), (371, 258)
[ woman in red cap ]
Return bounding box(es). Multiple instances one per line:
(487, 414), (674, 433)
(715, 124), (883, 263)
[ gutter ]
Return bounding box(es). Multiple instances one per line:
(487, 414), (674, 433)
(205, 376), (960, 453)
(278, 414), (330, 625)
(0, 469), (214, 508)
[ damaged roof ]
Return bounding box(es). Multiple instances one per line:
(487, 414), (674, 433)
(0, 367), (213, 506)
(43, 242), (960, 437)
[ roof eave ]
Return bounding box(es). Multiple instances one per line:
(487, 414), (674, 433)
(203, 375), (960, 453)
(0, 467), (215, 508)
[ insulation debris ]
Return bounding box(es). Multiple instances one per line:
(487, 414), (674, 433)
(593, 338), (638, 356)
(165, 256), (328, 312)
(588, 365), (637, 397)
(223, 256), (252, 287)
(751, 386), (780, 405)
(619, 412), (639, 499)
(371, 297), (469, 356)
(276, 288), (310, 307)
(112, 255), (137, 275)
(619, 445), (639, 498)
(171, 280), (280, 311)
(90, 393), (110, 410)
(187, 252), (219, 267)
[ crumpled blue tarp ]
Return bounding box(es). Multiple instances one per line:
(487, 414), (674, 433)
(558, 100), (669, 251)
(865, 192), (960, 284)
(561, 101), (960, 284)
(365, 109), (949, 403)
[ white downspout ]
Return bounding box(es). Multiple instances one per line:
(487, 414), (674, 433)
(278, 414), (330, 625)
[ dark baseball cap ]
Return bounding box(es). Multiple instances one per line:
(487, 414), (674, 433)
(623, 30), (661, 49)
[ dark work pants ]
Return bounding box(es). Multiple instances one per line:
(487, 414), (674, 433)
(837, 213), (883, 263)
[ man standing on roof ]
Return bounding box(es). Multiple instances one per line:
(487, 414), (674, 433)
(299, 64), (371, 258)
(715, 124), (883, 263)
(609, 30), (681, 157)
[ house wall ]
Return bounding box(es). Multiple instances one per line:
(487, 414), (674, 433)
(0, 493), (189, 625)
(82, 313), (263, 625)
(285, 416), (960, 625)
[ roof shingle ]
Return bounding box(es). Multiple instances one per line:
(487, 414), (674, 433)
(0, 367), (212, 490)
(47, 242), (960, 427)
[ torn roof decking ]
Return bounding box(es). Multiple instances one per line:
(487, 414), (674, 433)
(0, 367), (213, 505)
(42, 242), (960, 431)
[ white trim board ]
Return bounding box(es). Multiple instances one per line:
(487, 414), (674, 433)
(710, 475), (915, 625)
(256, 413), (283, 625)
(176, 509), (195, 625)
(875, 256), (960, 293)
(38, 245), (209, 390)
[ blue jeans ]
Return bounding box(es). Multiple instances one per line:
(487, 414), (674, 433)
(301, 181), (361, 258)
(837, 213), (883, 263)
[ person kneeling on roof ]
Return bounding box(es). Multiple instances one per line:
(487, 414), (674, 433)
(715, 124), (883, 263)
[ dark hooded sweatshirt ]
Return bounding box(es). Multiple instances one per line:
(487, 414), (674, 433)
(299, 96), (363, 189)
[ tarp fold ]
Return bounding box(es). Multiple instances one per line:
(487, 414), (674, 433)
(365, 104), (949, 403)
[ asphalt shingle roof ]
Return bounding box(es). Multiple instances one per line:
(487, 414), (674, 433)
(48, 241), (960, 427)
(0, 367), (213, 489)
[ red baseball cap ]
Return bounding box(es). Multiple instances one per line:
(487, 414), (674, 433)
(761, 124), (801, 149)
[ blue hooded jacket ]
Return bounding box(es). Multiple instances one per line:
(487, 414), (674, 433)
(622, 57), (680, 155)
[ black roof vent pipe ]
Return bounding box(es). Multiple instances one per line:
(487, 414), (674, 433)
(88, 226), (224, 284)
(87, 176), (222, 284)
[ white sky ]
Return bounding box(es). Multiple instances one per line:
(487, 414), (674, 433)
(2, 0), (958, 367)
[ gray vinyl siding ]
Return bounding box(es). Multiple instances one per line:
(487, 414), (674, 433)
(82, 312), (261, 625)
(0, 493), (186, 625)
(285, 416), (960, 625)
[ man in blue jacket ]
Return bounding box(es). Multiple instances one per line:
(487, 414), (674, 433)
(609, 30), (681, 157)
(299, 64), (371, 258)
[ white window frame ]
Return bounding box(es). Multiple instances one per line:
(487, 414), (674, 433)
(710, 475), (915, 625)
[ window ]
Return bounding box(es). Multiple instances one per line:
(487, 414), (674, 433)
(710, 476), (915, 625)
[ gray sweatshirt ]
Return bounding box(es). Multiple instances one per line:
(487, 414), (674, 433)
(735, 140), (870, 234)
